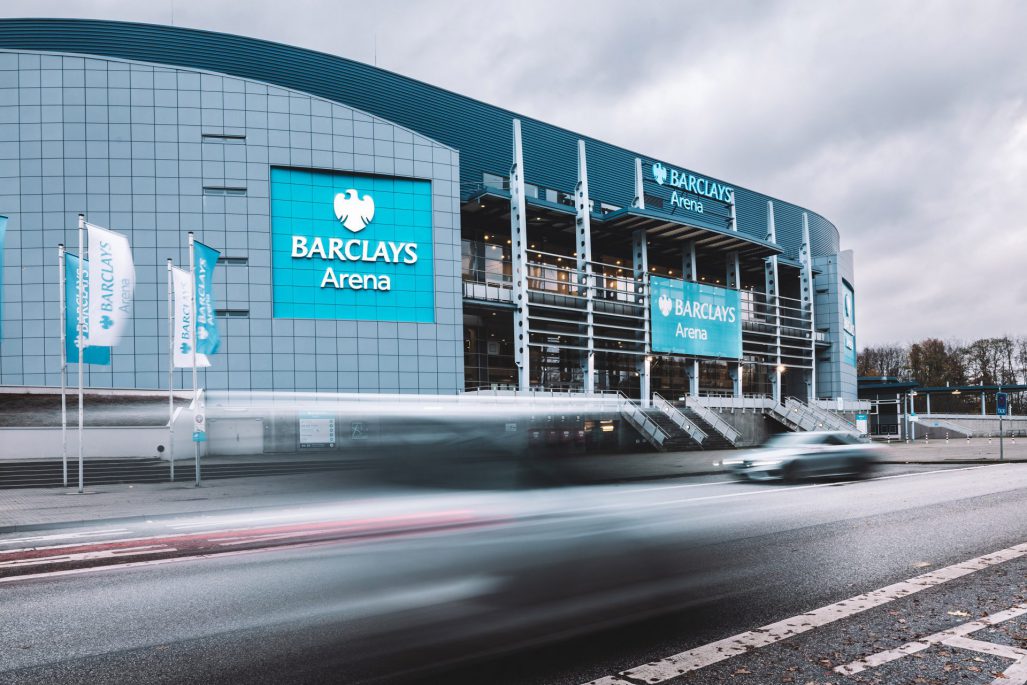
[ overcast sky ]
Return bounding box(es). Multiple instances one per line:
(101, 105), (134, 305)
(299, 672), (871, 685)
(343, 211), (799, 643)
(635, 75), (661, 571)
(3, 0), (1026, 347)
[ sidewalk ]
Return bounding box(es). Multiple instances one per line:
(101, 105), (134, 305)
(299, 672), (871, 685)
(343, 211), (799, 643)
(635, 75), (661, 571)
(0, 469), (375, 532)
(2, 444), (1024, 534)
(875, 436), (1027, 462)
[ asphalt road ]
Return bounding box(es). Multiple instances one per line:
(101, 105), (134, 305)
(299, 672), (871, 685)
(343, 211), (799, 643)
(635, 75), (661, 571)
(2, 462), (1027, 685)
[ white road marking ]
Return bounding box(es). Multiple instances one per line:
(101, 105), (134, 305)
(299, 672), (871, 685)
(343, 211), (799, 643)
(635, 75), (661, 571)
(0, 545), (174, 569)
(0, 528), (131, 546)
(836, 602), (1027, 677)
(0, 538), (346, 584)
(620, 480), (737, 494)
(618, 464), (1003, 497)
(576, 464), (1013, 516)
(582, 540), (1027, 685)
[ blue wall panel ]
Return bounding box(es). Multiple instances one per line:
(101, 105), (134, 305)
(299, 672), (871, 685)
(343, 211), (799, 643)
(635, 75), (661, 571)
(0, 18), (840, 260)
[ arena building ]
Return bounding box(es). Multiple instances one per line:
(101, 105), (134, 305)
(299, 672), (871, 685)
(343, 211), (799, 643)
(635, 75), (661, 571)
(0, 18), (858, 403)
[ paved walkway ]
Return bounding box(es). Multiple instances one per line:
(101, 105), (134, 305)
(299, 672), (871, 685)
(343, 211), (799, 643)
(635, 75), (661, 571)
(0, 470), (375, 532)
(877, 435), (1027, 461)
(3, 442), (1024, 533)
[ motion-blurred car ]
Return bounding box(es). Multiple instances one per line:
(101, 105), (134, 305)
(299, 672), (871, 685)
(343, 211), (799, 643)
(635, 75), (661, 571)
(723, 431), (882, 482)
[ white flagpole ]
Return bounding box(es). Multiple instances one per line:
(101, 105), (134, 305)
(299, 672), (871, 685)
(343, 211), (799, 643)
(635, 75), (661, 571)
(167, 258), (175, 483)
(58, 243), (68, 488)
(188, 232), (200, 487)
(76, 214), (85, 494)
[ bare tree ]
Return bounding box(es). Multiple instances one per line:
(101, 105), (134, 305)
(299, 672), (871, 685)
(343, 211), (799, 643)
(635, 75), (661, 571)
(857, 344), (910, 378)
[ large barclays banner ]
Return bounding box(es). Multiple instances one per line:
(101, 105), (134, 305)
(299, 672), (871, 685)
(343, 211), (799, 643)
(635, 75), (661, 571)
(270, 167), (435, 323)
(650, 275), (742, 359)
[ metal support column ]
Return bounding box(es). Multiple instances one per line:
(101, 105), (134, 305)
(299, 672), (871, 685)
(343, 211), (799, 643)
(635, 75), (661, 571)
(633, 228), (650, 406)
(510, 119), (531, 392)
(726, 251), (742, 397)
(575, 140), (595, 394)
(632, 157), (645, 209)
(681, 239), (699, 398)
(981, 392), (986, 415)
(765, 201), (782, 403)
(800, 213), (816, 402)
(725, 251), (740, 289)
(729, 364), (741, 398)
(682, 241), (697, 282)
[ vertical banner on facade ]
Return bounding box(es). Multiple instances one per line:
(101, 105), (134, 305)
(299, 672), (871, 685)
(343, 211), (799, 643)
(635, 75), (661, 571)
(842, 282), (856, 367)
(171, 266), (210, 368)
(85, 222), (136, 346)
(64, 253), (111, 365)
(192, 240), (221, 356)
(0, 215), (6, 341)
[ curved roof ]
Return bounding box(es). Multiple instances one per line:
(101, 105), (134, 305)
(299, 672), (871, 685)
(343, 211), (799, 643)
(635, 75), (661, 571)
(0, 18), (841, 260)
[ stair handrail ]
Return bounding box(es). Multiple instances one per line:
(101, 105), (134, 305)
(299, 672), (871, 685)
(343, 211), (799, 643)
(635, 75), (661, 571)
(785, 397), (858, 433)
(683, 396), (741, 445)
(772, 399), (821, 431)
(616, 391), (669, 449)
(653, 392), (706, 445)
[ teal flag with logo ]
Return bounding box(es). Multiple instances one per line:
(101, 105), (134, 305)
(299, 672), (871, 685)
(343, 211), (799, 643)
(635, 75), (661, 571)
(64, 252), (111, 365)
(192, 239), (221, 355)
(0, 215), (6, 341)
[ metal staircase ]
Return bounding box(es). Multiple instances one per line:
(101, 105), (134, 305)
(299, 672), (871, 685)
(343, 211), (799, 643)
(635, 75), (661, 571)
(616, 394), (670, 451)
(653, 393), (707, 446)
(785, 397), (861, 436)
(767, 400), (821, 432)
(679, 397), (741, 447)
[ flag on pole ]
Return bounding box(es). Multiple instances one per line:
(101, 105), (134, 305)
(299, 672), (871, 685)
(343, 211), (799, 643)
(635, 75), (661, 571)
(85, 222), (136, 346)
(172, 266), (210, 368)
(0, 215), (6, 341)
(192, 239), (221, 356)
(64, 252), (111, 365)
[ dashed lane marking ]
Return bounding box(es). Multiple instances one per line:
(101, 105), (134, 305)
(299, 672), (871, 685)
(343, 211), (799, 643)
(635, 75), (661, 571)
(0, 528), (131, 546)
(582, 540), (1027, 685)
(0, 545), (175, 569)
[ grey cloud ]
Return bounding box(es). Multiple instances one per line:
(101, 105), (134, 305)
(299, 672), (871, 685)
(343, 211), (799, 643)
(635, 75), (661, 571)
(2, 0), (1025, 346)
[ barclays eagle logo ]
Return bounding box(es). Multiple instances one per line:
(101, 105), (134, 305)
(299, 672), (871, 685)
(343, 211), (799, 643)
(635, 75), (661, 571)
(658, 294), (674, 317)
(652, 162), (668, 186)
(179, 343), (191, 354)
(334, 189), (376, 233)
(99, 315), (114, 330)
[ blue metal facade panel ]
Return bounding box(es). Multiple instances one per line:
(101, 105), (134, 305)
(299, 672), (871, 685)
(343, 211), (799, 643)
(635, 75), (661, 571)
(0, 18), (840, 260)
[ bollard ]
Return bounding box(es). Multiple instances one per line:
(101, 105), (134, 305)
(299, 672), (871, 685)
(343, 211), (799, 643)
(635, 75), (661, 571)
(945, 432), (949, 444)
(925, 433), (929, 444)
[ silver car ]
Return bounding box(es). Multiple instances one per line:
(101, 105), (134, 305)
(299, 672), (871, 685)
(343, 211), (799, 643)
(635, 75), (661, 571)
(723, 431), (882, 482)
